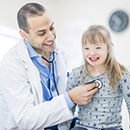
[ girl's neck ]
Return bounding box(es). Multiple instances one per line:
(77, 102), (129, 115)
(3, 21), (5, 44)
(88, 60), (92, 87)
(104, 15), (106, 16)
(87, 64), (107, 77)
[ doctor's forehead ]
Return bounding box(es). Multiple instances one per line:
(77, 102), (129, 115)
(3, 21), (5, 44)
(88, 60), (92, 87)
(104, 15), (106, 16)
(27, 14), (53, 32)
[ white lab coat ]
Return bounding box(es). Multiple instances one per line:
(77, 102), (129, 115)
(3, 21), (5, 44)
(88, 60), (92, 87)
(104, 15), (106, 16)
(0, 39), (73, 130)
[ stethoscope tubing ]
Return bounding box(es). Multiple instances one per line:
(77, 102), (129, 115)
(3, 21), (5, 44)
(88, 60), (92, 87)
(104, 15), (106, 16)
(41, 52), (59, 95)
(24, 41), (59, 95)
(51, 58), (59, 95)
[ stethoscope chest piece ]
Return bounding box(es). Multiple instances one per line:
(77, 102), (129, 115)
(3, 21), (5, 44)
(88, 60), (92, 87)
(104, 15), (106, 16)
(85, 79), (103, 89)
(94, 79), (102, 89)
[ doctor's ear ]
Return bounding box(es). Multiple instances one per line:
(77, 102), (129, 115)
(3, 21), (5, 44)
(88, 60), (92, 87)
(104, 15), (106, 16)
(19, 29), (27, 39)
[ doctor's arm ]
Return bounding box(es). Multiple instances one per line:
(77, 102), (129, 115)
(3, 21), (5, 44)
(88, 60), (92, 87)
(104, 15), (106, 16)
(0, 60), (73, 130)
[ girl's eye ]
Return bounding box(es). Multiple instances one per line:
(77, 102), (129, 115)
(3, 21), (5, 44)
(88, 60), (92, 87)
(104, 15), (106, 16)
(84, 48), (89, 50)
(96, 47), (101, 49)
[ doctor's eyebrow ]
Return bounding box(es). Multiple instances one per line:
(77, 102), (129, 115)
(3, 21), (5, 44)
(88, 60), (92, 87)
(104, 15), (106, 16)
(36, 22), (54, 33)
(50, 22), (54, 28)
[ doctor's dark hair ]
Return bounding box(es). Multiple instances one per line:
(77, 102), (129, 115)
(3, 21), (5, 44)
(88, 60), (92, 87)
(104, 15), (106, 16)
(17, 3), (46, 33)
(81, 25), (128, 90)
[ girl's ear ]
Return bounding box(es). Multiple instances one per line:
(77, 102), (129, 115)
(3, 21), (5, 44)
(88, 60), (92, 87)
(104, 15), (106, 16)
(19, 29), (27, 39)
(112, 43), (114, 46)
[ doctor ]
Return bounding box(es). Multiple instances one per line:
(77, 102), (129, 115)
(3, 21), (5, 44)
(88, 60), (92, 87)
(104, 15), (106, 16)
(0, 2), (97, 130)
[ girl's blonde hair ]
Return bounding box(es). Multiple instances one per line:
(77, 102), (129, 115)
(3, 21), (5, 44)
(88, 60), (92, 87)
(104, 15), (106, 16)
(81, 25), (128, 90)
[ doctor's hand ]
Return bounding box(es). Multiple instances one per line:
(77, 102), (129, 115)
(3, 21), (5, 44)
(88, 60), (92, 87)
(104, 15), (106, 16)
(68, 83), (98, 105)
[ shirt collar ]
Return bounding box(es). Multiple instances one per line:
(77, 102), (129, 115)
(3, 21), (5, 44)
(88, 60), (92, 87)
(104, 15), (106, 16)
(24, 39), (58, 59)
(24, 39), (39, 58)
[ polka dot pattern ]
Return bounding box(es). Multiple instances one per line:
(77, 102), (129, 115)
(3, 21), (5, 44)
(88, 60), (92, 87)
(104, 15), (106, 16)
(66, 65), (130, 129)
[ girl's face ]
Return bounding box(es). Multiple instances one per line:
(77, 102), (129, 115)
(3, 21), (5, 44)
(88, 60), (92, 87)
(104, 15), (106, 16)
(83, 41), (108, 69)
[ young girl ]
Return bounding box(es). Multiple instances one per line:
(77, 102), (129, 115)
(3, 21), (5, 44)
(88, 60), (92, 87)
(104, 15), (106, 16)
(58, 25), (130, 130)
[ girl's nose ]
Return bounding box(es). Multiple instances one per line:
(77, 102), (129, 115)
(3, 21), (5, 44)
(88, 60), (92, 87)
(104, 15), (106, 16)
(90, 50), (96, 55)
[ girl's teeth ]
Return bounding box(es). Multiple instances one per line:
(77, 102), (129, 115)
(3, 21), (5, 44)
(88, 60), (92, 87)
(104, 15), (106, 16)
(91, 58), (97, 60)
(48, 42), (52, 45)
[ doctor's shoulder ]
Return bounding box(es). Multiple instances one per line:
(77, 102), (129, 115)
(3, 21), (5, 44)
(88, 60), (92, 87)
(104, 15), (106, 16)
(0, 44), (18, 63)
(0, 43), (24, 69)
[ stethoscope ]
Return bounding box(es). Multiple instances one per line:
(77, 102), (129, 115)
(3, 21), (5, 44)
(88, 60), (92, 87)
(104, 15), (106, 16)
(24, 39), (60, 95)
(41, 51), (59, 95)
(85, 79), (103, 89)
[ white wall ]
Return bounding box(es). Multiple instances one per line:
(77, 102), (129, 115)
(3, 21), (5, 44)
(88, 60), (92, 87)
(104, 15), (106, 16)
(1, 0), (130, 69)
(0, 0), (130, 129)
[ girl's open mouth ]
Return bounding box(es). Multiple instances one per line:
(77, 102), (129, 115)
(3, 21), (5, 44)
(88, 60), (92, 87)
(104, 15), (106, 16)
(89, 57), (99, 61)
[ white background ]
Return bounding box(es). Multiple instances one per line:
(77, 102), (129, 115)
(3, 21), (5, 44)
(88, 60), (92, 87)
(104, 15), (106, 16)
(0, 0), (130, 129)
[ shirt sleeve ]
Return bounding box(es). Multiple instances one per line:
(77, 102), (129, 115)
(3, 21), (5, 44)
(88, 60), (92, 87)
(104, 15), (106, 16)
(64, 92), (74, 110)
(120, 71), (130, 127)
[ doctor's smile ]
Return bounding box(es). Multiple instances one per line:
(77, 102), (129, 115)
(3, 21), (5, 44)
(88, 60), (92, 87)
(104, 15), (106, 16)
(44, 41), (55, 47)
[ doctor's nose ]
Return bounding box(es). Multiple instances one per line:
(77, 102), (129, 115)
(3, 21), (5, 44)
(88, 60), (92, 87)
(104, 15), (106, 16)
(46, 30), (56, 41)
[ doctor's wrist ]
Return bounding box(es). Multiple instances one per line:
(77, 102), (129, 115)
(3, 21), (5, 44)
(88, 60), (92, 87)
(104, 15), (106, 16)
(64, 92), (74, 110)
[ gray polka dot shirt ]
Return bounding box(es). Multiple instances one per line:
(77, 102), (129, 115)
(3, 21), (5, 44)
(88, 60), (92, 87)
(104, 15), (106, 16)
(59, 65), (130, 130)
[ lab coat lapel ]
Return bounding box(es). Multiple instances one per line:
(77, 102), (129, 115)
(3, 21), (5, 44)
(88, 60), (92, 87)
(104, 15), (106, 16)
(55, 41), (67, 94)
(17, 39), (43, 103)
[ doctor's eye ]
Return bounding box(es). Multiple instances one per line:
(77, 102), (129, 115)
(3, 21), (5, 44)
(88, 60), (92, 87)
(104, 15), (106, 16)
(50, 26), (54, 31)
(38, 32), (46, 36)
(50, 22), (55, 31)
